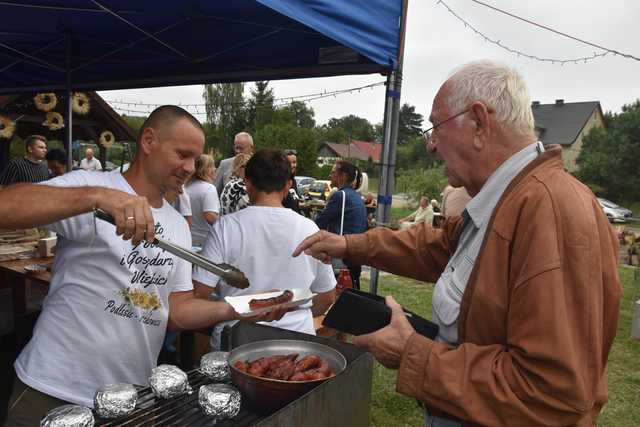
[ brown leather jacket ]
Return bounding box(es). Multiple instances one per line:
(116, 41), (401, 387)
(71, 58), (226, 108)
(345, 146), (621, 426)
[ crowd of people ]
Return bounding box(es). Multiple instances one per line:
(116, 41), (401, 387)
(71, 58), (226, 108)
(0, 137), (114, 185)
(0, 59), (622, 427)
(0, 107), (363, 425)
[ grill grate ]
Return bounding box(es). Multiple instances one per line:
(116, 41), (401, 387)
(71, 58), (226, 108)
(95, 370), (264, 427)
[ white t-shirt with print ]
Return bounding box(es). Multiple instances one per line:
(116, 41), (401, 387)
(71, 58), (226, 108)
(14, 170), (192, 407)
(185, 179), (220, 246)
(193, 206), (336, 348)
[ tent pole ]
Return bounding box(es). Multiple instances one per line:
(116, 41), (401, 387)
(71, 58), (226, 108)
(370, 0), (408, 295)
(65, 34), (73, 171)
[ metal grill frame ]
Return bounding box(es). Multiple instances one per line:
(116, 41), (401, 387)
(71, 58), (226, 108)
(96, 322), (373, 426)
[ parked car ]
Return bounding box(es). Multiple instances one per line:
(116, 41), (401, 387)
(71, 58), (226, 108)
(294, 176), (315, 194)
(598, 198), (633, 223)
(307, 180), (334, 200)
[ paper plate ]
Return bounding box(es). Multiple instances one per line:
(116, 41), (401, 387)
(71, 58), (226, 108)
(225, 289), (316, 317)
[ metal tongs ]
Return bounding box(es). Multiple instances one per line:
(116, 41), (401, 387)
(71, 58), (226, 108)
(94, 209), (250, 289)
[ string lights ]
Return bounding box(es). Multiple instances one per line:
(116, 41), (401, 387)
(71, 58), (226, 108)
(107, 81), (385, 116)
(436, 0), (640, 64)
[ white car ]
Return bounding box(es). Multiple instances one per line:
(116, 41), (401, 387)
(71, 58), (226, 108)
(294, 176), (315, 194)
(598, 198), (633, 223)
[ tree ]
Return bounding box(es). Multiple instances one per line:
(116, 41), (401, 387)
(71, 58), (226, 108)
(203, 82), (247, 157)
(398, 103), (423, 145)
(121, 115), (146, 134)
(395, 135), (441, 171)
(373, 123), (384, 142)
(255, 124), (317, 176)
(247, 81), (275, 132)
(396, 166), (448, 202)
(576, 100), (640, 203)
(272, 101), (315, 129)
(319, 114), (375, 143)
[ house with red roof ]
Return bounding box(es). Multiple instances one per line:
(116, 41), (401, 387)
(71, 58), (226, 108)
(317, 140), (382, 166)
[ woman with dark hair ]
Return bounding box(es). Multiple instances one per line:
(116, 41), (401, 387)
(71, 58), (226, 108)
(315, 160), (368, 289)
(193, 149), (336, 349)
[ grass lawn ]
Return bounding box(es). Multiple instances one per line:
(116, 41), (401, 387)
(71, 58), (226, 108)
(360, 266), (640, 426)
(390, 206), (414, 221)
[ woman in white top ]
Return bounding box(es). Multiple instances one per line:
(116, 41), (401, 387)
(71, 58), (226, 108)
(220, 153), (251, 215)
(185, 154), (220, 246)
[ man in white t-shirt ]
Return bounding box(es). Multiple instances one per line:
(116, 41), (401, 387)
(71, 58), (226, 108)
(1, 106), (282, 426)
(194, 149), (336, 349)
(79, 148), (102, 171)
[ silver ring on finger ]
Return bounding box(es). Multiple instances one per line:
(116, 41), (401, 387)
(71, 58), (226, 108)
(126, 216), (135, 221)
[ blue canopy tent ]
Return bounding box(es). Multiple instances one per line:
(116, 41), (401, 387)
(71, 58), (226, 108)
(0, 0), (401, 91)
(0, 0), (407, 293)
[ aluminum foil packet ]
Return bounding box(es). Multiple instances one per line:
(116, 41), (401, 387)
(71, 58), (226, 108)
(199, 351), (230, 381)
(94, 383), (138, 419)
(40, 404), (94, 427)
(149, 364), (191, 399)
(198, 383), (241, 419)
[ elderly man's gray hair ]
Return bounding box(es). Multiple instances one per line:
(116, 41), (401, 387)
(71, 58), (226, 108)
(234, 131), (254, 146)
(446, 60), (535, 136)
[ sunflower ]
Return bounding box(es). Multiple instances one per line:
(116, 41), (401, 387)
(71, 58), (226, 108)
(99, 130), (115, 148)
(121, 288), (160, 311)
(72, 92), (90, 115)
(34, 93), (58, 112)
(0, 115), (15, 139)
(42, 112), (64, 131)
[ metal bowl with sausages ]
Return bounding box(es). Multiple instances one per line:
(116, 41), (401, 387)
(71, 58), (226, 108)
(228, 339), (347, 412)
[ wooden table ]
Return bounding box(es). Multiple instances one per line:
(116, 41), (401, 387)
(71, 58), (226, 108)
(0, 257), (53, 320)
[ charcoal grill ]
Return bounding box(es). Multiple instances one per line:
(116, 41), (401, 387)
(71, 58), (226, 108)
(96, 322), (373, 426)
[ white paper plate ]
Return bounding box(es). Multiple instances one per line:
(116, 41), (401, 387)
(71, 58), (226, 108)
(225, 289), (316, 317)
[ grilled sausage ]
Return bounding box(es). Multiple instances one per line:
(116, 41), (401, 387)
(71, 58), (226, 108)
(248, 290), (294, 311)
(294, 355), (321, 373)
(233, 360), (249, 372)
(240, 353), (334, 381)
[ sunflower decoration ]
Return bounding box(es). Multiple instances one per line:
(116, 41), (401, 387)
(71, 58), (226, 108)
(99, 130), (115, 148)
(72, 92), (90, 115)
(42, 111), (65, 131)
(120, 287), (161, 311)
(0, 115), (16, 139)
(34, 93), (58, 112)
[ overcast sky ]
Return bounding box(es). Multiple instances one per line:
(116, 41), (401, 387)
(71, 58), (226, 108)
(99, 0), (640, 128)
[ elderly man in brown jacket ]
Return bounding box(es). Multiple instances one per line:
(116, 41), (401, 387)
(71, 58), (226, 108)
(294, 60), (621, 427)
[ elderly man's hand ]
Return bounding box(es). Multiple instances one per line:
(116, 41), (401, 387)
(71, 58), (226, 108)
(292, 230), (347, 264)
(352, 296), (415, 369)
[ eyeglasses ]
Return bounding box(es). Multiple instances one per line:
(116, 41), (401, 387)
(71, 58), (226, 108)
(284, 149), (297, 156)
(423, 108), (470, 145)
